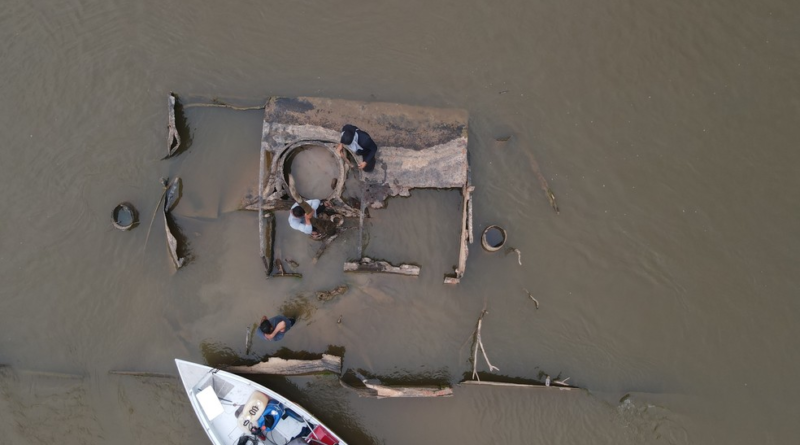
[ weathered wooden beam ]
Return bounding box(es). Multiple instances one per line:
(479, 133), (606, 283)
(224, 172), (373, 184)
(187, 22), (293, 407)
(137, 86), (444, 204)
(226, 355), (342, 376)
(459, 380), (576, 390)
(167, 93), (181, 157)
(339, 376), (453, 399)
(344, 257), (420, 276)
(445, 183), (474, 284)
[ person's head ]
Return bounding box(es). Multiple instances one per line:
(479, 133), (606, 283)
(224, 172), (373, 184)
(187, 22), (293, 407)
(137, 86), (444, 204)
(340, 130), (355, 145)
(259, 319), (274, 335)
(291, 206), (305, 218)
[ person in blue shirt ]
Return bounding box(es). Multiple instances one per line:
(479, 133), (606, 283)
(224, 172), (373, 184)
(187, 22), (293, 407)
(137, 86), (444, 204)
(259, 315), (295, 341)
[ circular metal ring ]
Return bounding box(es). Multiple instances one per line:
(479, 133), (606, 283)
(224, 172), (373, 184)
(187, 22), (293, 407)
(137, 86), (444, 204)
(112, 202), (139, 231)
(481, 225), (507, 252)
(275, 140), (346, 202)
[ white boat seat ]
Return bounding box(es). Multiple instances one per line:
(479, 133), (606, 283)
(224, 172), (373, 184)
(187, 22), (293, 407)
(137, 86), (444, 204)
(272, 415), (304, 441)
(236, 391), (270, 433)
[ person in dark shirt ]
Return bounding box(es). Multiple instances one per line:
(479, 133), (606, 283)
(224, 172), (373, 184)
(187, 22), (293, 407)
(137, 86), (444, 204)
(336, 124), (378, 172)
(259, 315), (296, 341)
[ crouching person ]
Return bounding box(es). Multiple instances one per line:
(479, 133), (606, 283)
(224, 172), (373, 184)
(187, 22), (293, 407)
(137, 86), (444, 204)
(288, 199), (337, 240)
(336, 124), (378, 172)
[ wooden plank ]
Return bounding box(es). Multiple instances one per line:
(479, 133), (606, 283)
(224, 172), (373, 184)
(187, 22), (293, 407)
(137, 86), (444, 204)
(167, 93), (180, 157)
(226, 355), (342, 376)
(339, 378), (453, 399)
(343, 257), (420, 276)
(459, 380), (576, 390)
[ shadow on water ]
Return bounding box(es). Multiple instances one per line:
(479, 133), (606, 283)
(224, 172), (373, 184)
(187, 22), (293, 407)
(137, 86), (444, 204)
(199, 341), (346, 370)
(344, 368), (451, 388)
(278, 294), (318, 322)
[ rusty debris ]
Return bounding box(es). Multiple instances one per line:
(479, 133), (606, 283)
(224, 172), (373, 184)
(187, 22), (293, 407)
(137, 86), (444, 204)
(317, 284), (348, 302)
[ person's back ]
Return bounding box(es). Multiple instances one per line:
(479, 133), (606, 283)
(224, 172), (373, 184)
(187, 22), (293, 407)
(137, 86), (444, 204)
(337, 124), (378, 172)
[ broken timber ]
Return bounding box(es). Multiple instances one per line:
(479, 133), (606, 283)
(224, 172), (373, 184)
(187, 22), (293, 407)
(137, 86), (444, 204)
(241, 96), (472, 283)
(225, 354), (342, 376)
(344, 257), (420, 276)
(339, 371), (453, 399)
(459, 380), (576, 391)
(167, 93), (181, 158)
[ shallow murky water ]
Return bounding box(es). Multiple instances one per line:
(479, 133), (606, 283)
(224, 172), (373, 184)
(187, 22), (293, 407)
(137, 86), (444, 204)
(1, 0), (800, 444)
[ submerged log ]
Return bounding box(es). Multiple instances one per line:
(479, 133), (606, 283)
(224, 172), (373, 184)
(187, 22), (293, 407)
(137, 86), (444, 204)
(226, 355), (342, 376)
(343, 257), (420, 276)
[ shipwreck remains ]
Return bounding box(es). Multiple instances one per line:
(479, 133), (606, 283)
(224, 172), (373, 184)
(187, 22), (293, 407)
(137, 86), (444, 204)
(225, 354), (342, 376)
(241, 96), (473, 284)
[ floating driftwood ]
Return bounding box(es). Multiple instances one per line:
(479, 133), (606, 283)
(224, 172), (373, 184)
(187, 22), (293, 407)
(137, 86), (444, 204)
(226, 355), (342, 376)
(339, 371), (453, 399)
(109, 371), (175, 379)
(344, 257), (420, 276)
(167, 93), (181, 158)
(317, 284), (348, 302)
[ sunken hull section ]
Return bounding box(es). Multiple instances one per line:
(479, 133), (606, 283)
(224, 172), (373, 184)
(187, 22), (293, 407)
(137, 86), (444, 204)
(244, 97), (473, 284)
(175, 359), (346, 445)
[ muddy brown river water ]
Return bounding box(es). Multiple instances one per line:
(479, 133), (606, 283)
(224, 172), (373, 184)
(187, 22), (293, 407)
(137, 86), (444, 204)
(2, 0), (800, 444)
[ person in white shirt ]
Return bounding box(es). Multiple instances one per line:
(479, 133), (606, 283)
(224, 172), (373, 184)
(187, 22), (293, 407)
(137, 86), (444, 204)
(288, 199), (321, 235)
